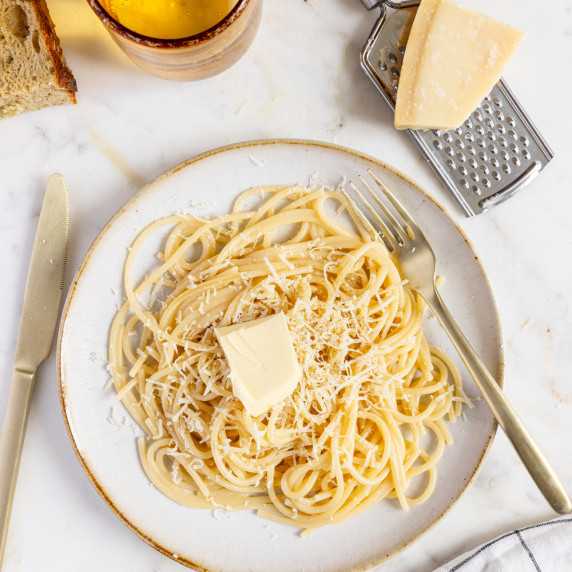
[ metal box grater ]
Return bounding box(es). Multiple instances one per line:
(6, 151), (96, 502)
(359, 1), (554, 216)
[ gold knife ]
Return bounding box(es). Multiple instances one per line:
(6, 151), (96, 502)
(0, 174), (69, 567)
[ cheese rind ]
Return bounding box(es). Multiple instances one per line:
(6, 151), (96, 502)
(394, 0), (525, 130)
(215, 312), (302, 417)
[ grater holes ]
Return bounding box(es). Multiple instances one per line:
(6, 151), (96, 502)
(398, 46), (405, 55)
(418, 88), (539, 206)
(390, 66), (399, 77)
(388, 53), (397, 64)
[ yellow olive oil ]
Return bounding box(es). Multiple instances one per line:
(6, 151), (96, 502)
(101, 0), (239, 40)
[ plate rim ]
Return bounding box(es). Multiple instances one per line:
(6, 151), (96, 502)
(57, 137), (504, 571)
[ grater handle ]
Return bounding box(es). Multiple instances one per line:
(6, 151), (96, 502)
(360, 0), (419, 8)
(360, 0), (384, 10)
(383, 0), (420, 8)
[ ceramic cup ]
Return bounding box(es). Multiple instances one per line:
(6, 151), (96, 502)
(87, 0), (263, 81)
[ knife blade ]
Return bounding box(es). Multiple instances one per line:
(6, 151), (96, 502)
(0, 174), (69, 567)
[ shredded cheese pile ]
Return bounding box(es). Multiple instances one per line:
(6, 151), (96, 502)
(109, 185), (466, 531)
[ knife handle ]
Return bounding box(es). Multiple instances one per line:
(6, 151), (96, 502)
(0, 369), (36, 567)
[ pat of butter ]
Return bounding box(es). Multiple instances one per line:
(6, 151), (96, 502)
(394, 0), (525, 130)
(215, 312), (302, 417)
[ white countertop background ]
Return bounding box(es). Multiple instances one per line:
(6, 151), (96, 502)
(1, 0), (571, 570)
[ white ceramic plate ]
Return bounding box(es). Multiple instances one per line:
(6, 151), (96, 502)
(58, 139), (503, 572)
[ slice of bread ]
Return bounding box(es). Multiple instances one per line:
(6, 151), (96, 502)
(0, 0), (77, 118)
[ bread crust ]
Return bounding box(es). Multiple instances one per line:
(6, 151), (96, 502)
(28, 0), (77, 101)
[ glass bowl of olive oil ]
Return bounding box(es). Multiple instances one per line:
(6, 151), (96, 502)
(88, 0), (262, 81)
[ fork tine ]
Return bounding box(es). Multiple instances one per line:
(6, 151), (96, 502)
(348, 181), (400, 248)
(339, 188), (377, 241)
(356, 176), (410, 244)
(367, 170), (419, 239)
(340, 187), (394, 251)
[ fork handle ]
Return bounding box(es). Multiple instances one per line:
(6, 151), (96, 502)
(424, 286), (571, 514)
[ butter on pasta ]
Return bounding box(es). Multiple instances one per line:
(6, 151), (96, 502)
(215, 312), (302, 417)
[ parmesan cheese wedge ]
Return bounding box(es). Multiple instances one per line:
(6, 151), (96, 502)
(215, 312), (302, 417)
(394, 0), (525, 130)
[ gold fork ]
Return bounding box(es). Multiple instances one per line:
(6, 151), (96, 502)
(341, 170), (571, 514)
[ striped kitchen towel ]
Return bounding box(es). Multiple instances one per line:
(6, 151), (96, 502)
(434, 516), (572, 571)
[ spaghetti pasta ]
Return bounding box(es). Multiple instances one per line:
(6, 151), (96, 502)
(108, 185), (467, 531)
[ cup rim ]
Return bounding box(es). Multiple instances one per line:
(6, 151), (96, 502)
(86, 0), (251, 48)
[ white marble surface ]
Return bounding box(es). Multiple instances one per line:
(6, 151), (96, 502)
(0, 0), (571, 571)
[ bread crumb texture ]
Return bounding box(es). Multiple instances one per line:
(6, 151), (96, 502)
(0, 0), (77, 118)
